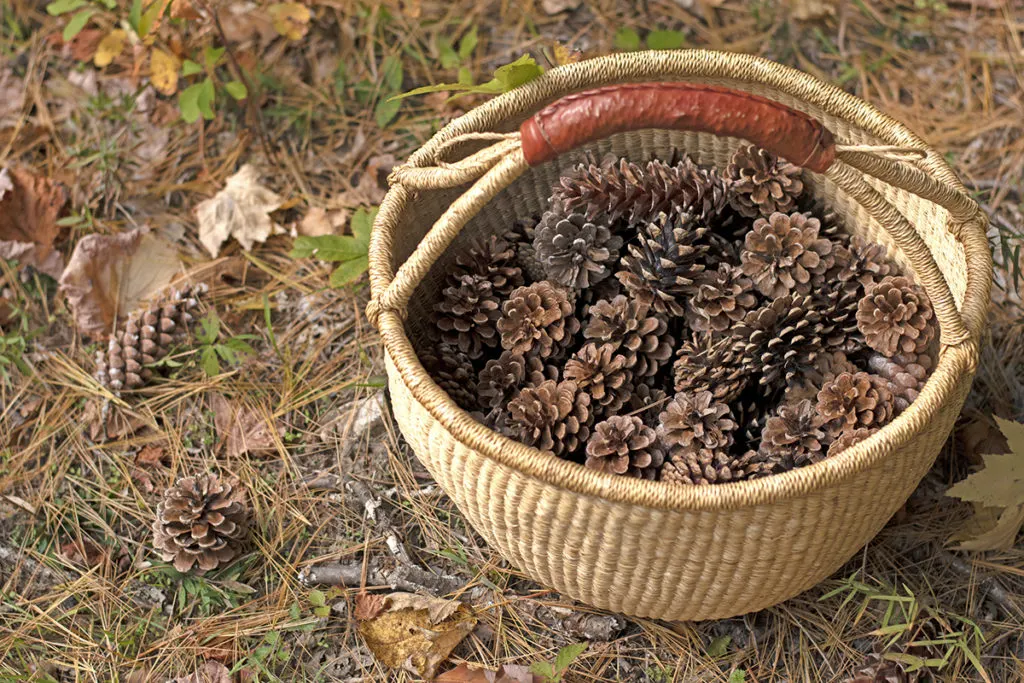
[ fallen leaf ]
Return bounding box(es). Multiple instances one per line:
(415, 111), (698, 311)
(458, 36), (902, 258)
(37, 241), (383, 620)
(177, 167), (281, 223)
(220, 4), (277, 45)
(355, 592), (387, 620)
(171, 0), (201, 19)
(60, 228), (182, 337)
(786, 0), (836, 21)
(94, 29), (126, 67)
(150, 48), (180, 96)
(357, 592), (477, 680)
(268, 2), (311, 41)
(298, 207), (349, 237)
(0, 167), (69, 279)
(958, 412), (1010, 467)
(136, 444), (169, 468)
(195, 164), (284, 257)
(550, 42), (581, 66)
(84, 400), (150, 441)
(171, 661), (231, 683)
(436, 663), (539, 682)
(335, 154), (395, 209)
(60, 539), (105, 567)
(58, 27), (104, 62)
(540, 0), (581, 14)
(211, 393), (280, 457)
(951, 503), (1024, 551)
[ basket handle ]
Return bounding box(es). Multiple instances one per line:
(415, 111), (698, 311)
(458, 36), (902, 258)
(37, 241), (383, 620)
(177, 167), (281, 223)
(520, 83), (836, 172)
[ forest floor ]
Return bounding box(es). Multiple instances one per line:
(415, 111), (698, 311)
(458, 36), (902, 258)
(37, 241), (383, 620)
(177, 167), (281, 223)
(1, 0), (1023, 681)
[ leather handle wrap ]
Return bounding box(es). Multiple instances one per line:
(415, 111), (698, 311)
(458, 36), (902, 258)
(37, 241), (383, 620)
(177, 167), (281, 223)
(520, 83), (837, 173)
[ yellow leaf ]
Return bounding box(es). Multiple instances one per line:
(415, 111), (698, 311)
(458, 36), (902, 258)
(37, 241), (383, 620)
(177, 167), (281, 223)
(268, 3), (310, 41)
(551, 42), (580, 66)
(947, 417), (1024, 508)
(150, 48), (180, 96)
(94, 29), (126, 68)
(952, 504), (1024, 551)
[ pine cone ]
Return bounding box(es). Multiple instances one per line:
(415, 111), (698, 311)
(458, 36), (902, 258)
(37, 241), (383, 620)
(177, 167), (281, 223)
(508, 218), (548, 283)
(811, 279), (863, 352)
(662, 447), (739, 485)
(95, 284), (207, 394)
(563, 342), (632, 415)
(421, 343), (478, 412)
(585, 415), (665, 479)
(740, 212), (833, 298)
(434, 274), (501, 359)
(726, 144), (804, 218)
(816, 372), (896, 431)
(867, 352), (933, 411)
(732, 295), (827, 388)
(828, 427), (877, 457)
(152, 474), (248, 574)
(847, 235), (895, 288)
(533, 206), (623, 289)
(856, 276), (936, 356)
(497, 281), (580, 359)
(734, 449), (779, 480)
(583, 295), (673, 378)
(452, 234), (525, 296)
(786, 350), (859, 402)
(502, 379), (591, 457)
(759, 399), (828, 469)
(617, 211), (711, 317)
(673, 334), (749, 402)
(658, 391), (737, 482)
(685, 263), (759, 333)
(627, 383), (669, 414)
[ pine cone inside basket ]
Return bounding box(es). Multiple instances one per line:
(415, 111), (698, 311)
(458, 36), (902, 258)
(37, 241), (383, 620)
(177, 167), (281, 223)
(867, 352), (933, 411)
(816, 371), (896, 432)
(420, 343), (479, 412)
(685, 262), (759, 333)
(533, 205), (623, 289)
(740, 211), (834, 298)
(731, 294), (829, 387)
(583, 295), (673, 378)
(585, 415), (665, 479)
(758, 399), (829, 469)
(828, 427), (877, 457)
(501, 379), (591, 457)
(673, 334), (750, 402)
(453, 234), (525, 296)
(152, 474), (248, 573)
(497, 281), (580, 359)
(563, 342), (632, 415)
(856, 276), (936, 357)
(658, 391), (738, 485)
(434, 273), (502, 359)
(725, 144), (804, 218)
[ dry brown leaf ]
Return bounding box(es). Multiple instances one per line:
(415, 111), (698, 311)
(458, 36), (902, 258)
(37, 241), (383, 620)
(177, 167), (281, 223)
(59, 228), (182, 337)
(84, 400), (150, 441)
(297, 207), (349, 237)
(211, 393), (280, 457)
(195, 165), (284, 257)
(136, 444), (169, 468)
(171, 0), (201, 20)
(357, 592), (477, 680)
(150, 48), (180, 96)
(171, 661), (232, 683)
(436, 664), (539, 683)
(958, 413), (1010, 467)
(786, 0), (836, 21)
(540, 0), (581, 13)
(355, 592), (387, 620)
(335, 154), (395, 209)
(60, 539), (105, 567)
(268, 2), (311, 40)
(0, 166), (69, 279)
(951, 504), (1024, 551)
(220, 4), (277, 45)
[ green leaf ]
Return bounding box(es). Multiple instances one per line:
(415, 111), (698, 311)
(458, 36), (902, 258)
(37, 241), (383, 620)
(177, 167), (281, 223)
(178, 82), (204, 123)
(198, 311), (220, 344)
(350, 207), (377, 245)
(128, 0), (143, 26)
(204, 45), (225, 69)
(330, 255), (368, 287)
(492, 54), (544, 91)
(613, 26), (641, 51)
(46, 0), (86, 16)
(313, 605), (331, 618)
(291, 235), (366, 262)
(182, 59), (204, 77)
(389, 82), (477, 100)
(457, 66), (473, 85)
(374, 97), (401, 128)
(530, 662), (555, 680)
(458, 25), (477, 60)
(646, 29), (685, 50)
(138, 0), (167, 39)
(381, 54), (403, 91)
(200, 346), (220, 376)
(707, 634), (731, 658)
(728, 670), (746, 683)
(437, 36), (459, 69)
(308, 589), (326, 607)
(197, 77), (216, 120)
(224, 80), (248, 100)
(554, 643), (587, 673)
(62, 8), (95, 41)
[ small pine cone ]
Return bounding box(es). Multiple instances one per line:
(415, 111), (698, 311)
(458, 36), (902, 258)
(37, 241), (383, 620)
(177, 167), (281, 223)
(816, 372), (896, 431)
(617, 211), (711, 317)
(827, 427), (877, 457)
(583, 295), (673, 378)
(740, 212), (833, 298)
(726, 144), (804, 218)
(759, 399), (827, 469)
(627, 383), (669, 414)
(421, 344), (478, 412)
(502, 379), (591, 457)
(564, 342), (633, 415)
(434, 274), (501, 359)
(152, 474), (248, 574)
(509, 219), (548, 283)
(856, 276), (936, 356)
(585, 415), (665, 479)
(734, 449), (781, 480)
(452, 234), (525, 296)
(732, 295), (826, 387)
(533, 206), (623, 289)
(685, 263), (759, 333)
(672, 335), (749, 402)
(658, 390), (737, 454)
(848, 235), (895, 288)
(786, 350), (859, 402)
(811, 280), (863, 352)
(476, 351), (559, 410)
(661, 447), (738, 485)
(867, 352), (933, 411)
(497, 281), (580, 359)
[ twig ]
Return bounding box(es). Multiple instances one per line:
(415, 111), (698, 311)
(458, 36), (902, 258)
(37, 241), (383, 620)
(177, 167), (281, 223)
(934, 548), (1022, 618)
(298, 561), (462, 594)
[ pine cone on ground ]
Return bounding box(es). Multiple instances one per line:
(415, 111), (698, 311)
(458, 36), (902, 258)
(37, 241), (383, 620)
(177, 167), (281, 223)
(583, 295), (673, 378)
(658, 391), (738, 485)
(452, 234), (525, 296)
(152, 474), (248, 574)
(731, 295), (828, 387)
(867, 352), (933, 412)
(828, 427), (877, 457)
(563, 342), (632, 415)
(673, 334), (749, 402)
(95, 284), (207, 394)
(856, 276), (936, 356)
(685, 263), (759, 333)
(740, 212), (833, 298)
(585, 415), (665, 479)
(502, 379), (591, 457)
(816, 372), (896, 432)
(726, 144), (804, 218)
(434, 274), (502, 359)
(532, 206), (623, 288)
(617, 211), (711, 317)
(497, 281), (580, 359)
(758, 399), (828, 470)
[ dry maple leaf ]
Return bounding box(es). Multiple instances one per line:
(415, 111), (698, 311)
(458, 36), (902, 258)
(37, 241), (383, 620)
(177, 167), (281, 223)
(195, 165), (284, 257)
(210, 393), (280, 457)
(357, 592), (477, 680)
(298, 207), (349, 237)
(436, 664), (539, 683)
(0, 166), (69, 279)
(171, 661), (231, 683)
(59, 228), (182, 337)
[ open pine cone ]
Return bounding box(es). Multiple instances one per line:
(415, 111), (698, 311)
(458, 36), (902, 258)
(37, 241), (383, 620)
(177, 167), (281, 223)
(152, 474), (248, 574)
(501, 379), (591, 457)
(828, 427), (877, 457)
(434, 273), (502, 359)
(563, 342), (632, 415)
(816, 371), (895, 432)
(867, 352), (933, 411)
(732, 295), (829, 387)
(740, 211), (834, 298)
(856, 276), (936, 356)
(673, 334), (750, 402)
(420, 343), (479, 412)
(477, 351), (557, 411)
(658, 391), (738, 485)
(583, 295), (673, 378)
(585, 415), (665, 479)
(453, 234), (525, 297)
(725, 144), (804, 218)
(685, 262), (759, 333)
(758, 399), (828, 469)
(533, 206), (623, 288)
(497, 281), (580, 359)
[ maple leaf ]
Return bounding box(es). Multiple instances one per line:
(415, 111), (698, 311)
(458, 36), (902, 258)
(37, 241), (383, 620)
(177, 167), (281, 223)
(195, 165), (284, 257)
(0, 166), (69, 279)
(210, 393), (280, 458)
(947, 416), (1024, 551)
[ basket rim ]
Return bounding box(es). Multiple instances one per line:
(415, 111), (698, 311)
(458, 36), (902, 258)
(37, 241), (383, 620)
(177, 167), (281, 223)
(370, 49), (989, 512)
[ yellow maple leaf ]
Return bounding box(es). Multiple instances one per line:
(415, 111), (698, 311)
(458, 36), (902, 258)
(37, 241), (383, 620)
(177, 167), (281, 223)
(268, 3), (311, 41)
(150, 48), (180, 96)
(94, 29), (126, 68)
(551, 42), (580, 66)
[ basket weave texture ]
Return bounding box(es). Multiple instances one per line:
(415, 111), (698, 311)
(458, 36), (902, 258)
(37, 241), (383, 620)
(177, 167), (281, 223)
(367, 51), (992, 620)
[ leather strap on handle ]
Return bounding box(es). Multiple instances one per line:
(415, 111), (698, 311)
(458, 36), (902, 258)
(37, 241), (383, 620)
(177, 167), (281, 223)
(520, 83), (837, 173)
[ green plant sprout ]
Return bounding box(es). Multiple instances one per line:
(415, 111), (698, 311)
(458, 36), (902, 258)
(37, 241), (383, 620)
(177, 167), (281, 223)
(289, 206), (376, 287)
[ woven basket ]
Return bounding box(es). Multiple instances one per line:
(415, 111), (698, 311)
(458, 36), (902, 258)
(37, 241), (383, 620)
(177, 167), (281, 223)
(366, 51), (991, 621)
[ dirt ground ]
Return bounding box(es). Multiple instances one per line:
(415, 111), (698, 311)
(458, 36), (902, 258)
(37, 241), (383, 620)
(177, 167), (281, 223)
(1, 1), (1023, 681)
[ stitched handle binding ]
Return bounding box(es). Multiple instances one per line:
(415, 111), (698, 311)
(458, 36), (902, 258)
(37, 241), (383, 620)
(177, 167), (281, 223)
(520, 83), (837, 173)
